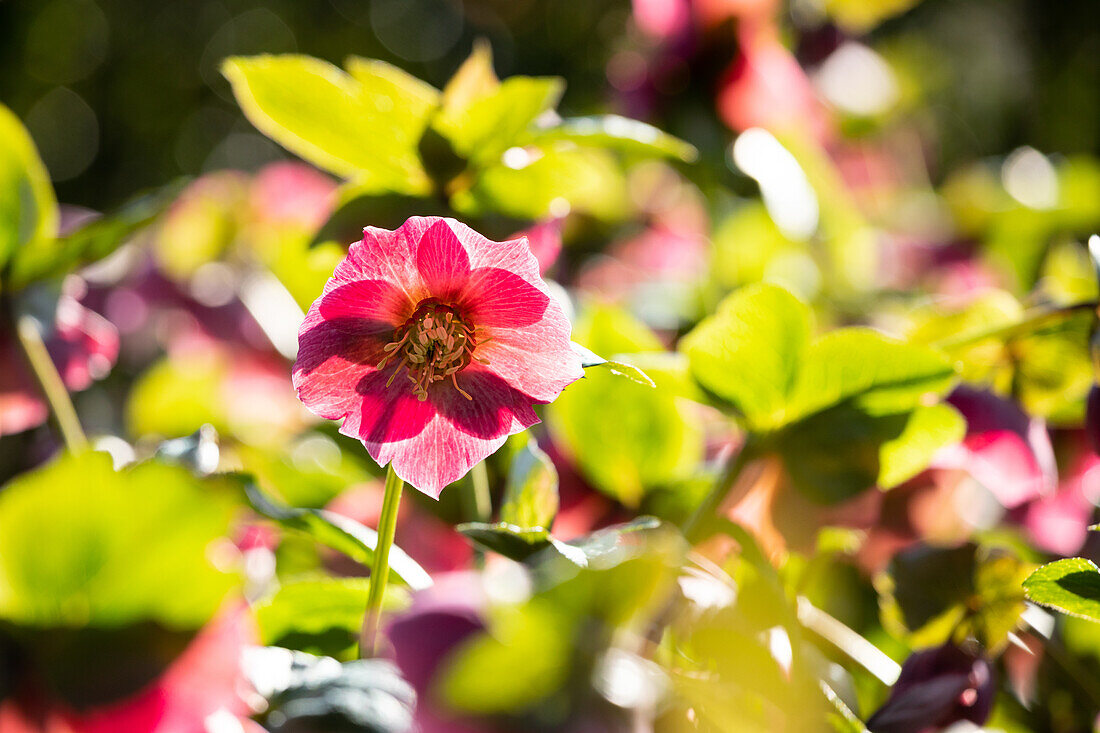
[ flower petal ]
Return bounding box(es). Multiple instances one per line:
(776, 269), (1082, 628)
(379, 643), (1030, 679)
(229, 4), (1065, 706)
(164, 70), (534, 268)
(374, 369), (539, 498)
(478, 321), (584, 402)
(293, 306), (386, 421)
(317, 279), (413, 335)
(415, 218), (472, 300)
(459, 267), (551, 329)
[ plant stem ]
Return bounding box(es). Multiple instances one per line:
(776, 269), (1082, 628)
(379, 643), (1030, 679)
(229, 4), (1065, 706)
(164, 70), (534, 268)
(932, 299), (1099, 351)
(361, 464), (404, 658)
(14, 314), (88, 453)
(469, 460), (492, 522)
(682, 438), (755, 544)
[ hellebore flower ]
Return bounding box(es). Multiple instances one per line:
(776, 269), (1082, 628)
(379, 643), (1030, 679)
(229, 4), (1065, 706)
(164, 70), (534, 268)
(293, 216), (583, 497)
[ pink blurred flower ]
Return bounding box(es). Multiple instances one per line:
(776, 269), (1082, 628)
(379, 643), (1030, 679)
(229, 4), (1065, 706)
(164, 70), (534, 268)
(510, 218), (563, 275)
(716, 21), (827, 139)
(248, 161), (337, 231)
(293, 217), (583, 497)
(0, 291), (118, 437)
(933, 387), (1057, 509)
(1022, 441), (1100, 556)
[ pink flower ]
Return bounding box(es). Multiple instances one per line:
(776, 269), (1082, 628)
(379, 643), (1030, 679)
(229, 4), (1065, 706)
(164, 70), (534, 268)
(293, 217), (583, 497)
(0, 289), (119, 437)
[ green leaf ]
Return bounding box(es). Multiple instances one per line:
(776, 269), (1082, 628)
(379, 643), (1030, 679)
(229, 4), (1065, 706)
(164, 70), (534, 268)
(255, 576), (407, 660)
(1024, 558), (1100, 622)
(549, 353), (703, 506)
(0, 103), (58, 281)
(8, 179), (182, 289)
(787, 328), (957, 421)
(222, 55), (430, 194)
(500, 439), (559, 531)
(344, 55), (440, 134)
(438, 599), (571, 714)
(877, 403), (967, 487)
(246, 647), (415, 733)
(878, 543), (1030, 649)
(523, 114), (698, 162)
(681, 283), (812, 429)
(455, 146), (627, 221)
(440, 39), (499, 114)
(456, 521), (553, 560)
(779, 402), (966, 504)
(435, 76), (564, 167)
(0, 452), (237, 628)
(241, 477), (432, 591)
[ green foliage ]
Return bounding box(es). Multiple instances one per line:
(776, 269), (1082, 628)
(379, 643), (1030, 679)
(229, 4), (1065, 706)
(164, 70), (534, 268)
(241, 477), (432, 591)
(1024, 558), (1100, 623)
(683, 283), (961, 502)
(255, 577), (407, 660)
(246, 647), (416, 733)
(550, 304), (703, 506)
(438, 599), (572, 714)
(681, 283), (811, 429)
(10, 181), (181, 289)
(222, 55), (432, 195)
(0, 103), (57, 286)
(500, 439), (559, 530)
(877, 542), (1031, 651)
(0, 451), (237, 628)
(224, 45), (691, 224)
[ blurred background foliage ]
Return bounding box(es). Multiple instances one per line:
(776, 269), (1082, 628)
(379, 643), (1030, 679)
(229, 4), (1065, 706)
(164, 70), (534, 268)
(3, 0), (1100, 731)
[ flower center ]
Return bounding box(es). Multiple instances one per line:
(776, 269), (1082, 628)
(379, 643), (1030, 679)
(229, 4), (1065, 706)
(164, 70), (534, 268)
(376, 302), (485, 401)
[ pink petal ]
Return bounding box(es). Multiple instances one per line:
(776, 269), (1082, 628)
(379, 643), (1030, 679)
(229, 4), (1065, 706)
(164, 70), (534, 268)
(373, 369), (539, 498)
(415, 218), (473, 300)
(334, 217), (439, 303)
(478, 324), (584, 403)
(293, 307), (387, 421)
(339, 369), (437, 446)
(317, 279), (413, 335)
(459, 267), (552, 329)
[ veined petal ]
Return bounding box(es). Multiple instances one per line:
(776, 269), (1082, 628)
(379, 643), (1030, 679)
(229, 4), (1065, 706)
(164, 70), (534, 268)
(317, 279), (413, 335)
(478, 321), (583, 402)
(373, 370), (539, 498)
(459, 267), (550, 329)
(293, 306), (386, 420)
(415, 218), (472, 300)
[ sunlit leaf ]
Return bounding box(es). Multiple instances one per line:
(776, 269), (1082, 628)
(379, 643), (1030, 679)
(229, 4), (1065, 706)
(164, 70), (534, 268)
(455, 146), (627, 221)
(222, 55), (431, 194)
(0, 451), (237, 628)
(435, 76), (563, 167)
(0, 103), (58, 283)
(500, 439), (559, 531)
(10, 180), (181, 289)
(241, 477), (432, 591)
(681, 283), (812, 429)
(1024, 558), (1100, 623)
(255, 576), (407, 660)
(523, 114), (698, 162)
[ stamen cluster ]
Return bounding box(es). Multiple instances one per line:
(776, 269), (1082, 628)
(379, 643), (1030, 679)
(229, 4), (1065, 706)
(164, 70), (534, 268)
(377, 302), (484, 401)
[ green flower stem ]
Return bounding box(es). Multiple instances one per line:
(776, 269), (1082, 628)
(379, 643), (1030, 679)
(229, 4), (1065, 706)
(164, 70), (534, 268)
(361, 464), (404, 658)
(469, 460), (492, 523)
(14, 314), (88, 453)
